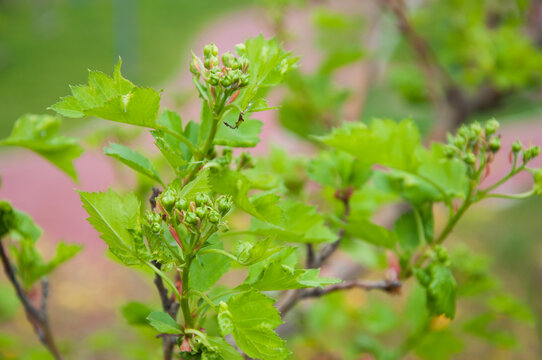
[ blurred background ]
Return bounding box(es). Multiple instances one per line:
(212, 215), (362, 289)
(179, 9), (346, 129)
(1, 0), (542, 359)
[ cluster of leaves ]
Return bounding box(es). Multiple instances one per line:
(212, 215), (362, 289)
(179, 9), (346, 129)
(409, 0), (542, 91)
(2, 28), (541, 359)
(47, 36), (339, 360)
(278, 8), (364, 138)
(0, 200), (82, 289)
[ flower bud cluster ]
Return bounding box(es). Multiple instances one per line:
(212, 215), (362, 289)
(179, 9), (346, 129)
(444, 119), (507, 171)
(190, 43), (250, 103)
(146, 188), (233, 234)
(510, 139), (541, 164)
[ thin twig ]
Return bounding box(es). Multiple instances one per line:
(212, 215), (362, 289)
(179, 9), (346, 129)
(152, 260), (180, 360)
(278, 190), (352, 315)
(301, 279), (402, 299)
(0, 241), (63, 360)
(311, 189), (352, 268)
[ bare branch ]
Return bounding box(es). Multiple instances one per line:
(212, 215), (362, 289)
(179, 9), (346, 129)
(301, 279), (401, 299)
(0, 241), (63, 360)
(278, 190), (353, 315)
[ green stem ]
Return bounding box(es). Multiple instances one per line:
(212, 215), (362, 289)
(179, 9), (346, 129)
(479, 164), (525, 195)
(200, 113), (220, 159)
(413, 208), (427, 244)
(189, 290), (217, 312)
(180, 255), (193, 328)
(162, 234), (185, 264)
(485, 190), (534, 200)
(209, 289), (238, 302)
(184, 328), (211, 348)
(146, 262), (181, 302)
(199, 248), (238, 262)
(154, 125), (197, 154)
(435, 192), (472, 245)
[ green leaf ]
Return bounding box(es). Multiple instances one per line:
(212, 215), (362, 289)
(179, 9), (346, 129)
(205, 336), (244, 360)
(250, 200), (336, 243)
(79, 189), (150, 265)
(146, 311), (182, 334)
(417, 144), (468, 199)
(462, 313), (517, 348)
(0, 201), (15, 239)
(219, 291), (288, 360)
(48, 241), (83, 269)
(0, 114), (83, 181)
(238, 247), (340, 291)
(121, 301), (153, 326)
(11, 210), (42, 243)
(308, 149), (372, 189)
(373, 170), (441, 205)
(50, 59), (161, 128)
(104, 142), (164, 186)
(235, 237), (278, 266)
(394, 211), (421, 252)
(189, 235), (231, 292)
(315, 119), (421, 171)
(175, 169), (211, 202)
(142, 223), (181, 271)
(210, 168), (263, 219)
(414, 329), (463, 360)
(416, 264), (457, 319)
(11, 240), (82, 288)
(215, 115), (263, 148)
(236, 35), (297, 114)
(152, 110), (191, 173)
(240, 264), (339, 291)
(346, 216), (397, 248)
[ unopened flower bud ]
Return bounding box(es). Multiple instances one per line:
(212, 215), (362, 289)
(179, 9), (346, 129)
(184, 212), (198, 225)
(512, 140), (523, 154)
(175, 198), (188, 211)
(489, 137), (501, 152)
(208, 73), (220, 86)
(443, 145), (456, 159)
(238, 57), (249, 71)
(221, 74), (232, 87)
(203, 43), (218, 58)
(209, 56), (219, 68)
(454, 136), (465, 148)
(240, 74), (249, 87)
(208, 210), (220, 224)
(195, 193), (211, 207)
(235, 43), (246, 55)
(222, 52), (235, 68)
(190, 55), (201, 75)
(463, 152), (476, 165)
(151, 222), (161, 233)
(161, 190), (177, 211)
(195, 206), (208, 219)
(470, 122), (482, 137)
(217, 196), (233, 216)
(458, 125), (469, 138)
(484, 119), (499, 136)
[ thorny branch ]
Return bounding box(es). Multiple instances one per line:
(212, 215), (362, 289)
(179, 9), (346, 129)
(0, 240), (63, 360)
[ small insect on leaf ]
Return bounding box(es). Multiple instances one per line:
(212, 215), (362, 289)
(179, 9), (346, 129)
(224, 112), (245, 130)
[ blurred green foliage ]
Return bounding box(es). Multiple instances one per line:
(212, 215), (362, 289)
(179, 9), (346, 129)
(0, 0), (248, 137)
